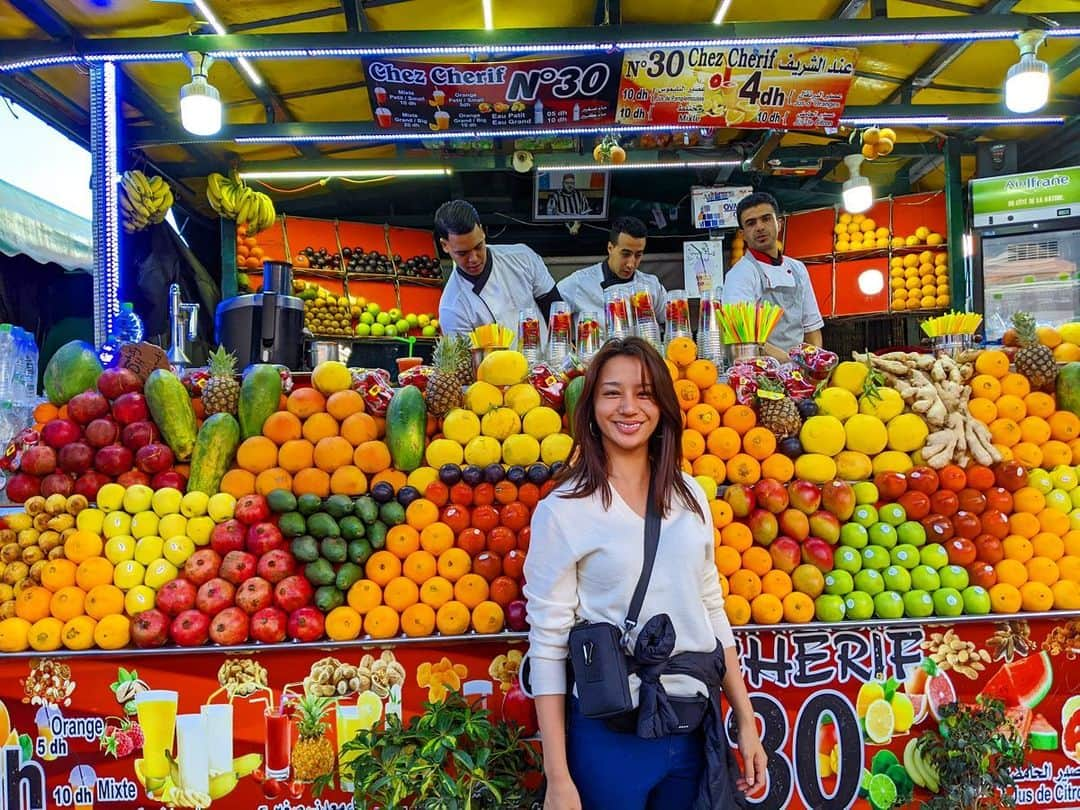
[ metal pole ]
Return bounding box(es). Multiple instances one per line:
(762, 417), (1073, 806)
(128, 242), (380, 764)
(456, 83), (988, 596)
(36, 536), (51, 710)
(89, 62), (121, 348)
(943, 136), (966, 310)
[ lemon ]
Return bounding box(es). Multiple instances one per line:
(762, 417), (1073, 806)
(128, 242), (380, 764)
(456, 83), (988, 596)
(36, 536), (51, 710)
(104, 536), (136, 565)
(844, 414), (888, 455)
(464, 435), (503, 467)
(872, 450), (914, 475)
(207, 493), (237, 522)
(425, 438), (464, 468)
(815, 387), (858, 420)
(858, 388), (904, 421)
(864, 698), (895, 744)
(694, 475), (718, 501)
(522, 407), (562, 440)
(794, 454), (838, 484)
(151, 487), (183, 517)
(144, 559), (178, 590)
(442, 409), (481, 445)
(835, 451), (873, 482)
(890, 693), (914, 733)
(887, 413), (929, 453)
(504, 384), (541, 416)
(356, 690), (383, 730)
(123, 583), (154, 615)
(406, 467), (439, 494)
(831, 361), (868, 394)
(180, 491), (209, 518)
(158, 514), (188, 542)
(476, 349), (528, 386)
(122, 485), (154, 515)
(311, 360), (352, 394)
(799, 415), (846, 456)
(134, 536), (164, 567)
(1059, 322), (1080, 345)
(541, 433), (573, 465)
(856, 681), (884, 717)
(481, 407), (521, 441)
(113, 561), (146, 591)
(186, 517), (215, 546)
(76, 508), (105, 536)
(96, 483), (126, 512)
(130, 512), (160, 540)
(501, 434), (541, 467)
(464, 382), (503, 415)
(163, 536), (195, 567)
(102, 511), (132, 539)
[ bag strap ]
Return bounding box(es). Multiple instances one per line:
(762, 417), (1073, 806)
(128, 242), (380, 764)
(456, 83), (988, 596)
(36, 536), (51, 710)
(623, 477), (661, 640)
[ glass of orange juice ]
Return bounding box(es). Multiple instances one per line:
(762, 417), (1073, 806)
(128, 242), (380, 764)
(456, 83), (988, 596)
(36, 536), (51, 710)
(134, 690), (178, 782)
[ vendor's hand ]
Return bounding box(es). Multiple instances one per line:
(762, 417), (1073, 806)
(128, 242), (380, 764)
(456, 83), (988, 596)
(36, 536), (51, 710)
(543, 775), (582, 810)
(736, 723), (767, 794)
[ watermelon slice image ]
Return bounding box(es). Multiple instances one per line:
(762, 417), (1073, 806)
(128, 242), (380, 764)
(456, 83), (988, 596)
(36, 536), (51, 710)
(978, 651), (1054, 710)
(1029, 713), (1059, 751)
(1002, 705), (1033, 745)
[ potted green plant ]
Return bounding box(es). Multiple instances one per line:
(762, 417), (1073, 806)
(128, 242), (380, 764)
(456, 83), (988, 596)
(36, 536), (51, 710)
(916, 696), (1029, 810)
(325, 690), (542, 809)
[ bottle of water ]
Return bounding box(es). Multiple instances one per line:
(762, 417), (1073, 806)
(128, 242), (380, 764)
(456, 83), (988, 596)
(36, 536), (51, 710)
(0, 324), (14, 404)
(22, 329), (38, 400)
(115, 302), (145, 343)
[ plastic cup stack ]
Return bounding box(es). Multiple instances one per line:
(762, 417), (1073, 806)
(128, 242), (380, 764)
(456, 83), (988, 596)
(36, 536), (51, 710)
(630, 284), (661, 351)
(663, 289), (692, 347)
(547, 301), (573, 367)
(517, 309), (542, 366)
(604, 287), (633, 341)
(576, 311), (604, 362)
(697, 293), (725, 366)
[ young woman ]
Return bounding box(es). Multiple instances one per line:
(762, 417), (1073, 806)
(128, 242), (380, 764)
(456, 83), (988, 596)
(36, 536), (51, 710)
(523, 337), (766, 810)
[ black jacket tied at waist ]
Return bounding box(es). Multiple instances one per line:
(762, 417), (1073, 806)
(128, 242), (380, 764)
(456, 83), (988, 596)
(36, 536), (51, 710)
(627, 613), (746, 810)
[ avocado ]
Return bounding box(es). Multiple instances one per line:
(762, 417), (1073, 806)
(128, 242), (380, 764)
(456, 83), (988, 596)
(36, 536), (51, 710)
(324, 494), (354, 520)
(379, 501), (405, 527)
(335, 562), (363, 591)
(347, 538), (373, 566)
(367, 520), (388, 550)
(266, 489), (298, 514)
(320, 536), (348, 564)
(297, 493), (323, 516)
(290, 535), (320, 564)
(354, 495), (379, 524)
(278, 511), (307, 539)
(306, 512), (340, 539)
(314, 585), (345, 612)
(304, 559), (336, 587)
(339, 515), (365, 541)
(371, 482), (395, 503)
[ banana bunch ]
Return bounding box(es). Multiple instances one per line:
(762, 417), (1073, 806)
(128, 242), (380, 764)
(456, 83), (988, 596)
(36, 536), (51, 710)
(206, 172), (276, 234)
(902, 737), (939, 793)
(118, 169), (173, 233)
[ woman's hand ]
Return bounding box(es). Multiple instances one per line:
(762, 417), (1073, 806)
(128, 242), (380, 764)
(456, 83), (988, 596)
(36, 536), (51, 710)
(735, 722), (767, 794)
(543, 775), (582, 810)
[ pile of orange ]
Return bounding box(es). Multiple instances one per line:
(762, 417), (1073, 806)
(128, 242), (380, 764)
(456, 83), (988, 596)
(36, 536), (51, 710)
(968, 349), (1080, 470)
(221, 387), (402, 499)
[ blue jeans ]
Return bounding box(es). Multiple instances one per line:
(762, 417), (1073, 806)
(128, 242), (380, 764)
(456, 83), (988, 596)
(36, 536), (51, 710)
(566, 699), (705, 810)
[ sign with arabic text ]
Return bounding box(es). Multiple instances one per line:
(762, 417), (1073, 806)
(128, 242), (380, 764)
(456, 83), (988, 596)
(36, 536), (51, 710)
(616, 45), (857, 129)
(971, 167), (1080, 228)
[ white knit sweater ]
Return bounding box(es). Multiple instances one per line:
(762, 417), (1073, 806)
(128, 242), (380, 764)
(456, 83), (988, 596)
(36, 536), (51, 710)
(523, 473), (737, 700)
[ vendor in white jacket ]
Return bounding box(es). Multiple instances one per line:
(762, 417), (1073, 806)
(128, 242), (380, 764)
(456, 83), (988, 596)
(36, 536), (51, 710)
(559, 216), (666, 325)
(435, 199), (563, 339)
(721, 192), (824, 362)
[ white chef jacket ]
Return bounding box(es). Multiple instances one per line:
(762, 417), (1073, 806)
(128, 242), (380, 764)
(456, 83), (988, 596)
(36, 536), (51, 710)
(721, 252), (824, 352)
(438, 244), (559, 340)
(559, 261), (667, 324)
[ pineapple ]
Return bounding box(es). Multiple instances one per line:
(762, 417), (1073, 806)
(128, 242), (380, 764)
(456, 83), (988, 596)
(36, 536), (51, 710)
(755, 376), (802, 439)
(1012, 311), (1057, 390)
(202, 345), (240, 416)
(290, 693), (335, 782)
(426, 334), (471, 417)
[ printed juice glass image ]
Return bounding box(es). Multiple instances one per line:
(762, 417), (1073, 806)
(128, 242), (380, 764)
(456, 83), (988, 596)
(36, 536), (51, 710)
(134, 690), (178, 782)
(176, 713), (210, 796)
(336, 705), (362, 792)
(431, 89), (446, 106)
(434, 110), (451, 130)
(34, 704), (62, 761)
(69, 764), (96, 810)
(200, 703), (234, 777)
(265, 707), (292, 781)
(375, 107), (393, 127)
(374, 86), (388, 105)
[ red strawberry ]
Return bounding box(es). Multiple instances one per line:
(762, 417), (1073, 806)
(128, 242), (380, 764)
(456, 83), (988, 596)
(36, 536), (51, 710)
(125, 722), (144, 749)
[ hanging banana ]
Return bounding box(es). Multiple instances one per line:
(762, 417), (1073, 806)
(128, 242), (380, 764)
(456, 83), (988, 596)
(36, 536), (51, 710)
(118, 169), (173, 233)
(205, 171), (276, 235)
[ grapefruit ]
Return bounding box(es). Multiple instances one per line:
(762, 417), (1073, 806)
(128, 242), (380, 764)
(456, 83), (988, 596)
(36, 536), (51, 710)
(926, 668), (957, 721)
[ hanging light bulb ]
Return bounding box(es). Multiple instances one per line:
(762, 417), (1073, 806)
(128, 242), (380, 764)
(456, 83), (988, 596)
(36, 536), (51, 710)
(180, 52), (222, 136)
(1004, 31), (1049, 114)
(842, 154), (873, 214)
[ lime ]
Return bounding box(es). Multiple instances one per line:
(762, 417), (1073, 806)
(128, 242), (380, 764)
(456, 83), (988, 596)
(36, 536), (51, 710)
(864, 698), (895, 744)
(871, 749), (899, 775)
(151, 487), (183, 517)
(859, 767), (872, 799)
(867, 773), (897, 810)
(890, 692), (914, 733)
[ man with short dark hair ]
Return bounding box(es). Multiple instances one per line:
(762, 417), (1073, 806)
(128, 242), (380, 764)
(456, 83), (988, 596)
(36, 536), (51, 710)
(559, 215), (666, 324)
(435, 199), (562, 338)
(545, 173), (594, 217)
(721, 192), (823, 360)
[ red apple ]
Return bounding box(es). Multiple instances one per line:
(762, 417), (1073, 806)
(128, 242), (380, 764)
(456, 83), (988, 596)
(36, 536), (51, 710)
(97, 367), (142, 400)
(183, 549), (222, 586)
(788, 480), (822, 514)
(40, 419), (81, 449)
(820, 480), (855, 521)
(722, 484), (756, 519)
(952, 510), (982, 540)
(210, 606), (250, 645)
(974, 533), (1004, 564)
(897, 490), (931, 521)
(968, 561), (998, 589)
(40, 473), (74, 497)
(135, 443), (174, 475)
(131, 608), (170, 648)
(211, 520), (246, 556)
(67, 390), (110, 425)
(768, 536), (802, 574)
(753, 478), (789, 514)
(5, 472), (40, 503)
(505, 599), (529, 632)
(801, 537), (835, 573)
(747, 508), (779, 546)
(778, 509), (810, 542)
(94, 444), (133, 476)
(170, 609), (210, 647)
(84, 418), (120, 449)
(156, 578), (197, 617)
(808, 510), (841, 545)
(116, 469), (150, 489)
(73, 471), (110, 501)
(112, 392), (149, 425)
(121, 421), (159, 451)
(906, 466), (940, 495)
(274, 576), (313, 612)
(874, 471), (908, 501)
(287, 606), (324, 642)
(58, 442), (94, 475)
(250, 607), (288, 644)
(19, 445), (57, 476)
(921, 514), (955, 543)
(195, 578), (235, 615)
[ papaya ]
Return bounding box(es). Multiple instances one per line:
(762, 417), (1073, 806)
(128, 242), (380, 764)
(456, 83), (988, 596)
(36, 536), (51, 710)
(1057, 362), (1080, 418)
(385, 385), (426, 472)
(43, 341), (103, 405)
(145, 369), (198, 461)
(564, 375), (585, 438)
(187, 413), (241, 494)
(238, 364), (283, 440)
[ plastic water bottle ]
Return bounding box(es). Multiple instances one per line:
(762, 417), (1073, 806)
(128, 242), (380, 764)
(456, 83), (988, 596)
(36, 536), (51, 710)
(22, 329), (38, 400)
(0, 324), (15, 404)
(115, 302), (145, 343)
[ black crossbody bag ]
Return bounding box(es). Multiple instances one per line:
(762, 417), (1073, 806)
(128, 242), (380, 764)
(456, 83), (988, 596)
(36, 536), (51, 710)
(566, 490), (661, 719)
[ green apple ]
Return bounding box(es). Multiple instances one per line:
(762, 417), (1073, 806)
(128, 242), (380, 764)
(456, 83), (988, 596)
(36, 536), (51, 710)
(853, 568), (885, 596)
(878, 503), (907, 527)
(418, 314), (431, 327)
(1070, 507), (1080, 532)
(421, 325), (438, 337)
(360, 312), (375, 325)
(882, 565), (912, 592)
(902, 589), (935, 618)
(890, 543), (921, 570)
(867, 522), (898, 549)
(1027, 468), (1053, 494)
(366, 302), (382, 315)
(853, 481), (879, 505)
(840, 523), (869, 549)
(384, 325), (398, 337)
(844, 591), (875, 621)
(896, 520), (927, 547)
(938, 564), (969, 590)
(932, 587), (964, 617)
(861, 545), (891, 571)
(834, 546), (863, 574)
(852, 504), (879, 528)
(824, 570), (854, 596)
(371, 323), (386, 337)
(376, 312), (392, 326)
(1051, 464), (1078, 491)
(910, 564), (941, 591)
(1046, 488), (1072, 514)
(961, 585), (992, 615)
(356, 323), (371, 337)
(1070, 486), (1080, 510)
(388, 308), (402, 321)
(406, 313), (420, 327)
(919, 544), (949, 569)
(430, 319), (440, 329)
(873, 590), (905, 619)
(395, 319), (410, 333)
(815, 594), (847, 622)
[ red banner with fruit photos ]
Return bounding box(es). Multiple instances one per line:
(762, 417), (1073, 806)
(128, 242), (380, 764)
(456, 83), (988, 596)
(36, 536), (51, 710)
(0, 616), (1078, 809)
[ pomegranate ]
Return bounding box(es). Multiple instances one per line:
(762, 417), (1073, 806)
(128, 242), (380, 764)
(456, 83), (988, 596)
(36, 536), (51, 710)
(40, 473), (74, 497)
(116, 469), (150, 489)
(84, 418), (120, 449)
(121, 421), (159, 451)
(111, 392), (149, 425)
(151, 470), (187, 491)
(506, 599), (529, 632)
(210, 519), (246, 556)
(170, 609), (210, 647)
(135, 443), (174, 475)
(501, 680), (538, 736)
(97, 367), (142, 400)
(274, 576), (313, 613)
(73, 471), (110, 501)
(131, 609), (170, 649)
(220, 551), (257, 585)
(94, 444), (133, 476)
(156, 578), (197, 617)
(287, 607), (324, 642)
(250, 607), (288, 644)
(256, 549), (296, 584)
(19, 445), (57, 476)
(246, 523), (284, 556)
(210, 606), (249, 645)
(236, 577), (273, 614)
(235, 494), (271, 526)
(4, 472), (40, 503)
(58, 442), (94, 475)
(195, 578), (235, 616)
(67, 390), (110, 425)
(40, 419), (81, 449)
(183, 549), (222, 586)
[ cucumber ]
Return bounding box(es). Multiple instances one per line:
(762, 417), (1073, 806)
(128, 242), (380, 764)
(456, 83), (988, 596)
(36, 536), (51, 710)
(145, 369), (198, 461)
(187, 413), (241, 494)
(564, 375), (585, 438)
(238, 364), (283, 440)
(385, 385), (426, 472)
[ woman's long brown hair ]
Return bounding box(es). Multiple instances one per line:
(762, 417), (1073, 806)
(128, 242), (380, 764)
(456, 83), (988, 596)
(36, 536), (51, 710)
(555, 337), (704, 521)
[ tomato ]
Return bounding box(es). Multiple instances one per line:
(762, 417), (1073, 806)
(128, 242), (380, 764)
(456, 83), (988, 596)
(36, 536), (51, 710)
(473, 483), (495, 507)
(979, 509), (1010, 540)
(494, 481), (518, 505)
(540, 480), (557, 499)
(424, 481), (450, 508)
(518, 483), (541, 509)
(450, 482), (474, 506)
(471, 505), (500, 532)
(441, 504), (471, 535)
(897, 490), (931, 521)
(930, 489), (959, 517)
(500, 502), (531, 531)
(974, 533), (1004, 564)
(487, 526), (517, 556)
(456, 527), (487, 557)
(938, 464), (967, 492)
(489, 575), (520, 606)
(503, 548), (526, 579)
(874, 471), (908, 501)
(984, 486), (1014, 513)
(516, 525), (531, 553)
(965, 464), (996, 492)
(906, 466), (940, 495)
(951, 510), (982, 540)
(945, 536), (977, 566)
(472, 551), (503, 582)
(968, 560), (998, 589)
(956, 488), (987, 515)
